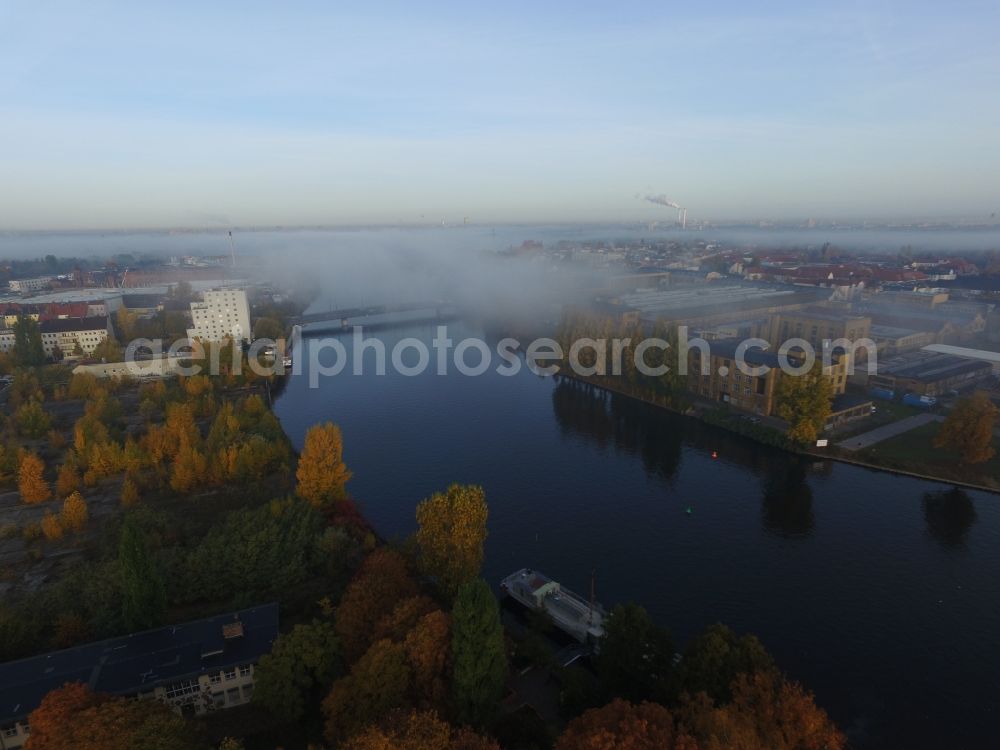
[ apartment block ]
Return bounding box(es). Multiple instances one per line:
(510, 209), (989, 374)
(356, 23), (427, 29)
(187, 288), (252, 342)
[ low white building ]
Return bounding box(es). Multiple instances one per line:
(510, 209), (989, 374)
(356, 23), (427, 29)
(187, 288), (252, 343)
(38, 316), (112, 357)
(8, 277), (53, 294)
(0, 316), (111, 358)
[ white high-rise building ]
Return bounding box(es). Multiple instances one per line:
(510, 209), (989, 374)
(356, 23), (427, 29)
(187, 288), (252, 343)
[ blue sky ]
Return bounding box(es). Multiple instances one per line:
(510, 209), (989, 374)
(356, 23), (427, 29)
(1, 1), (998, 229)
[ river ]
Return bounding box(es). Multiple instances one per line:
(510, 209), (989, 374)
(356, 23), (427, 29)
(273, 319), (1000, 750)
(8, 224), (997, 748)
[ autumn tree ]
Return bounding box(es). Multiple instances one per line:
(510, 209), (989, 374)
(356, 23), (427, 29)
(556, 699), (697, 750)
(116, 306), (138, 340)
(677, 671), (845, 750)
(119, 516), (166, 630)
(12, 315), (45, 367)
(55, 459), (80, 497)
(73, 415), (111, 457)
(26, 682), (201, 750)
(14, 400), (51, 439)
(373, 595), (438, 644)
(46, 428), (66, 452)
(775, 366), (833, 444)
(451, 579), (508, 727)
(9, 370), (43, 406)
(296, 422), (352, 507)
(170, 438), (208, 493)
(60, 491), (89, 533)
(934, 391), (998, 464)
(50, 612), (90, 649)
(40, 512), (63, 540)
(91, 336), (123, 362)
(596, 603), (674, 704)
(323, 639), (413, 745)
(343, 710), (500, 750)
(671, 623), (775, 704)
(404, 610), (452, 710)
(416, 484), (488, 599)
(18, 451), (50, 503)
(121, 475), (140, 507)
(67, 372), (99, 399)
(253, 316), (284, 340)
(336, 548), (420, 662)
(253, 619), (342, 723)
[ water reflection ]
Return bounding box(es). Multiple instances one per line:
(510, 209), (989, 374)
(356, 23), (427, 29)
(922, 488), (977, 548)
(551, 379), (683, 483)
(761, 461), (815, 538)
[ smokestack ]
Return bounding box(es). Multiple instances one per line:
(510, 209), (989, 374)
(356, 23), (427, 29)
(228, 231), (236, 268)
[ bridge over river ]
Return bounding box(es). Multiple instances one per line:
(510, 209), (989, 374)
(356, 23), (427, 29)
(290, 300), (459, 330)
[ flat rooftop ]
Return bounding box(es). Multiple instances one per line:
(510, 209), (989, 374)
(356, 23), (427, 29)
(616, 285), (823, 319)
(922, 344), (1000, 365)
(0, 603), (278, 725)
(870, 324), (922, 339)
(702, 338), (783, 369)
(877, 351), (992, 383)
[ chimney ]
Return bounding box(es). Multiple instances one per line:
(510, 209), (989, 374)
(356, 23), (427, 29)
(222, 620), (244, 640)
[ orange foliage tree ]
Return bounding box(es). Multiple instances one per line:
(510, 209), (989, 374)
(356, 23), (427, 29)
(18, 451), (50, 504)
(25, 682), (199, 750)
(372, 595), (438, 644)
(40, 512), (63, 541)
(336, 548), (419, 663)
(678, 671), (846, 750)
(403, 610), (452, 710)
(323, 639), (412, 745)
(296, 422), (352, 507)
(60, 491), (89, 533)
(343, 710), (500, 750)
(555, 699), (699, 750)
(55, 459), (80, 497)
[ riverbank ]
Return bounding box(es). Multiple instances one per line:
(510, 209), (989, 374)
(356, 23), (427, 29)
(551, 370), (1000, 495)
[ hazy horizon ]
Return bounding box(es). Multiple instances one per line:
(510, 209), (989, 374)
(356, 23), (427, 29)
(2, 1), (999, 230)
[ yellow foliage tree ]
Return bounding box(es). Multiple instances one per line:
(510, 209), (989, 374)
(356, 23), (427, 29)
(56, 460), (80, 497)
(18, 451), (51, 504)
(296, 422), (352, 507)
(122, 437), (146, 475)
(116, 306), (137, 340)
(170, 439), (207, 494)
(934, 391), (998, 464)
(121, 476), (140, 507)
(87, 441), (125, 481)
(775, 367), (833, 445)
(68, 372), (100, 399)
(41, 511), (63, 540)
(73, 414), (110, 455)
(60, 491), (89, 533)
(142, 424), (171, 466)
(415, 484), (488, 599)
(164, 403), (200, 454)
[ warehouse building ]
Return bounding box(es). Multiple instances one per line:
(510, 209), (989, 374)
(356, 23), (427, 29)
(869, 351), (993, 397)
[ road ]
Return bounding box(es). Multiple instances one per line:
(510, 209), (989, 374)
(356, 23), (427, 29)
(837, 412), (943, 452)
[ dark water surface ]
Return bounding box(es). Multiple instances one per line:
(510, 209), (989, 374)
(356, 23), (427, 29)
(275, 320), (999, 750)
